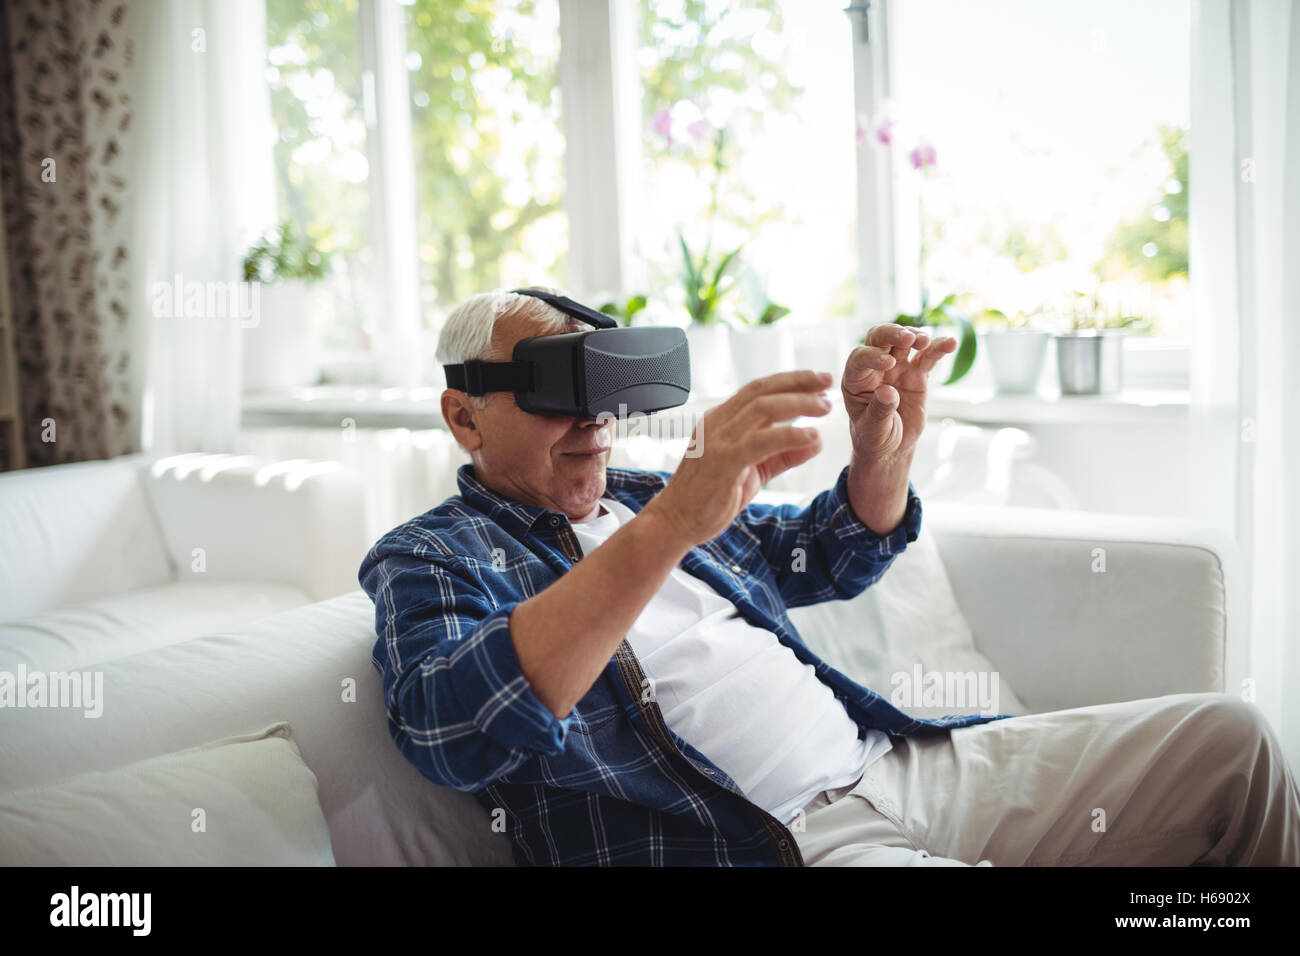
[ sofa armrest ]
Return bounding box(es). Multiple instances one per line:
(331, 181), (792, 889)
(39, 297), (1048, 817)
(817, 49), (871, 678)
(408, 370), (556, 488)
(133, 453), (368, 601)
(925, 501), (1241, 714)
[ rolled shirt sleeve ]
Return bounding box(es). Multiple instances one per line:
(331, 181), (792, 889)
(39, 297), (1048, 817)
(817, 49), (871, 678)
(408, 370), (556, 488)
(737, 464), (922, 608)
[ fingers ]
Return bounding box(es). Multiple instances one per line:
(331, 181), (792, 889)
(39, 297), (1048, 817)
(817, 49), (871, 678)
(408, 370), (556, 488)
(853, 384), (903, 454)
(735, 390), (833, 430)
(913, 335), (958, 374)
(735, 369), (833, 401)
(865, 323), (935, 366)
(863, 324), (958, 377)
(755, 433), (825, 484)
(867, 383), (900, 420)
(842, 345), (895, 393)
(712, 369), (832, 429)
(865, 324), (918, 350)
(741, 422), (823, 471)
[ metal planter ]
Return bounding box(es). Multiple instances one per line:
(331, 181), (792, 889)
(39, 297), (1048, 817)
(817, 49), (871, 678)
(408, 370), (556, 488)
(1054, 330), (1125, 395)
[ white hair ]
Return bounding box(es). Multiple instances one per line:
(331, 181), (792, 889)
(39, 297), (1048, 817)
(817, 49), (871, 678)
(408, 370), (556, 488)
(437, 287), (576, 409)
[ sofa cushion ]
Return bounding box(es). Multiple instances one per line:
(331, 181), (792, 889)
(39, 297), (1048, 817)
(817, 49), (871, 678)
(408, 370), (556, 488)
(138, 453), (368, 601)
(0, 458), (173, 623)
(0, 721), (335, 866)
(789, 529), (1030, 718)
(0, 591), (514, 867)
(0, 581), (310, 671)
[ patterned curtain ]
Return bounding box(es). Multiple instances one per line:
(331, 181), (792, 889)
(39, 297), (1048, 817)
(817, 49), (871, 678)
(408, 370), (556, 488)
(0, 0), (136, 469)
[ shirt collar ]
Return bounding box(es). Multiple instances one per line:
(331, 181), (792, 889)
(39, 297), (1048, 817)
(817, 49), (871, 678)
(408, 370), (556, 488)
(454, 462), (669, 537)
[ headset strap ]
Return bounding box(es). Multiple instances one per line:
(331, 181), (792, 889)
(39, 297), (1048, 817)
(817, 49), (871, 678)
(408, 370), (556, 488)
(444, 289), (612, 393)
(510, 289), (618, 329)
(443, 360), (533, 396)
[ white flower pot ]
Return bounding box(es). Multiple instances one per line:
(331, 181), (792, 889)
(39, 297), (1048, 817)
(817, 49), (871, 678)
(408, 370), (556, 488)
(982, 329), (1051, 395)
(685, 324), (735, 398)
(729, 322), (795, 386)
(241, 280), (325, 391)
(792, 318), (866, 383)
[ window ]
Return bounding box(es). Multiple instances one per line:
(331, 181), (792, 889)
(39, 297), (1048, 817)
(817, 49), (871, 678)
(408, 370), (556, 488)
(265, 0), (564, 377)
(261, 0), (1194, 391)
(887, 0), (1191, 337)
(635, 0), (858, 326)
(265, 0), (373, 353)
(403, 0), (566, 317)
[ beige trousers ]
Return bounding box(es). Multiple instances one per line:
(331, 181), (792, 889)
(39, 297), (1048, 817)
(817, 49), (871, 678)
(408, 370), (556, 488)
(794, 693), (1300, 866)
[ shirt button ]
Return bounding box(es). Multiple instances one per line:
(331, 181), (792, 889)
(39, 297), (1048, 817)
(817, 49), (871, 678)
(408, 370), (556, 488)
(549, 515), (563, 526)
(730, 564), (743, 575)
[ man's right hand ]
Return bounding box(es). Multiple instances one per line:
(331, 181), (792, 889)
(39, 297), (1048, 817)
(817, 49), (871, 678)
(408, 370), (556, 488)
(641, 369), (834, 549)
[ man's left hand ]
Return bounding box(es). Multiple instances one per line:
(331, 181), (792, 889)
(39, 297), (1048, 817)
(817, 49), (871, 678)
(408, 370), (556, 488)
(841, 323), (956, 465)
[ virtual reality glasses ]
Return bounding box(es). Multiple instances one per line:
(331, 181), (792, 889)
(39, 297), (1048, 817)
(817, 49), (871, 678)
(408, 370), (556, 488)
(443, 289), (691, 418)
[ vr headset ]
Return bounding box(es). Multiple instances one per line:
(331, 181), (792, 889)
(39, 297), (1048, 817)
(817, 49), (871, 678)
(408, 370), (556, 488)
(443, 289), (691, 418)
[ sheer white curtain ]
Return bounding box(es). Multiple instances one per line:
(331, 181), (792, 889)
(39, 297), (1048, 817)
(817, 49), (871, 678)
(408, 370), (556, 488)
(129, 0), (275, 455)
(1190, 0), (1300, 767)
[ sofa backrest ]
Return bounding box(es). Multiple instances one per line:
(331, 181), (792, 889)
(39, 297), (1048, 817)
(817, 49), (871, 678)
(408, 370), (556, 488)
(136, 453), (367, 601)
(0, 457), (173, 623)
(0, 590), (515, 866)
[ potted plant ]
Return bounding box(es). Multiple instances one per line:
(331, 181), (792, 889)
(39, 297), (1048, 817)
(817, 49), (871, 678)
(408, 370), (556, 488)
(240, 221), (332, 391)
(675, 232), (742, 396)
(978, 308), (1051, 395)
(893, 290), (977, 386)
(597, 295), (649, 325)
(867, 113), (977, 385)
(1052, 291), (1147, 395)
(727, 268), (793, 385)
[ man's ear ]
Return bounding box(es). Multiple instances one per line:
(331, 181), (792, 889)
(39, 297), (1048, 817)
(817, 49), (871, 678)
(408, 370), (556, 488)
(442, 390), (483, 451)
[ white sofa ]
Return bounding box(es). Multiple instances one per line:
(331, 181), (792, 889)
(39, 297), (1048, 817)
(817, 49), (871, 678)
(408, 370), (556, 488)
(0, 452), (367, 671)
(0, 482), (1234, 866)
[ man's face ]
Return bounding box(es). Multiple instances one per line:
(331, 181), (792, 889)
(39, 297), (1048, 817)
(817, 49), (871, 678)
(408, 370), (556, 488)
(442, 308), (614, 523)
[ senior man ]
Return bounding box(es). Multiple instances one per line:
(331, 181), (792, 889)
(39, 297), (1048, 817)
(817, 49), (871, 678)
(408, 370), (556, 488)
(360, 288), (1300, 867)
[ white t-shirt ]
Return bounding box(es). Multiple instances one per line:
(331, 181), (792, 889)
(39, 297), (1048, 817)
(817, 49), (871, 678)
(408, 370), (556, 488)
(570, 496), (892, 825)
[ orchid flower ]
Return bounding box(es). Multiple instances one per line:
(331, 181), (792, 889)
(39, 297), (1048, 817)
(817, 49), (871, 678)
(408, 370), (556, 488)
(651, 108), (674, 145)
(908, 142), (937, 171)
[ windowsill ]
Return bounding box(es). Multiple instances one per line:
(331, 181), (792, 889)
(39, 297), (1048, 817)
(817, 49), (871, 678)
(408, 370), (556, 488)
(926, 387), (1190, 426)
(241, 385), (447, 430)
(241, 382), (1192, 431)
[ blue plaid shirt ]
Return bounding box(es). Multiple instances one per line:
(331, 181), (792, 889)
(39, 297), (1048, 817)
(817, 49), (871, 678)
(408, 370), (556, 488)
(360, 461), (1009, 866)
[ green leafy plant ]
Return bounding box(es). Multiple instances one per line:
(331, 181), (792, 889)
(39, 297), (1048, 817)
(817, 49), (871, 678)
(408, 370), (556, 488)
(241, 221), (331, 284)
(729, 269), (792, 328)
(679, 234), (743, 326)
(975, 308), (1035, 332)
(1061, 291), (1151, 333)
(650, 118), (782, 327)
(598, 295), (648, 324)
(893, 290), (977, 385)
(750, 301), (791, 325)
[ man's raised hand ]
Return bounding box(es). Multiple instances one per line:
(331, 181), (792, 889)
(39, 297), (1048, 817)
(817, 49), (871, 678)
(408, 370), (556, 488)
(641, 370), (834, 549)
(841, 324), (956, 465)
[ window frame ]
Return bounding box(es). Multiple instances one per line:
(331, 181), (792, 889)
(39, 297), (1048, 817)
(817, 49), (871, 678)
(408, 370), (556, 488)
(299, 0), (1195, 395)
